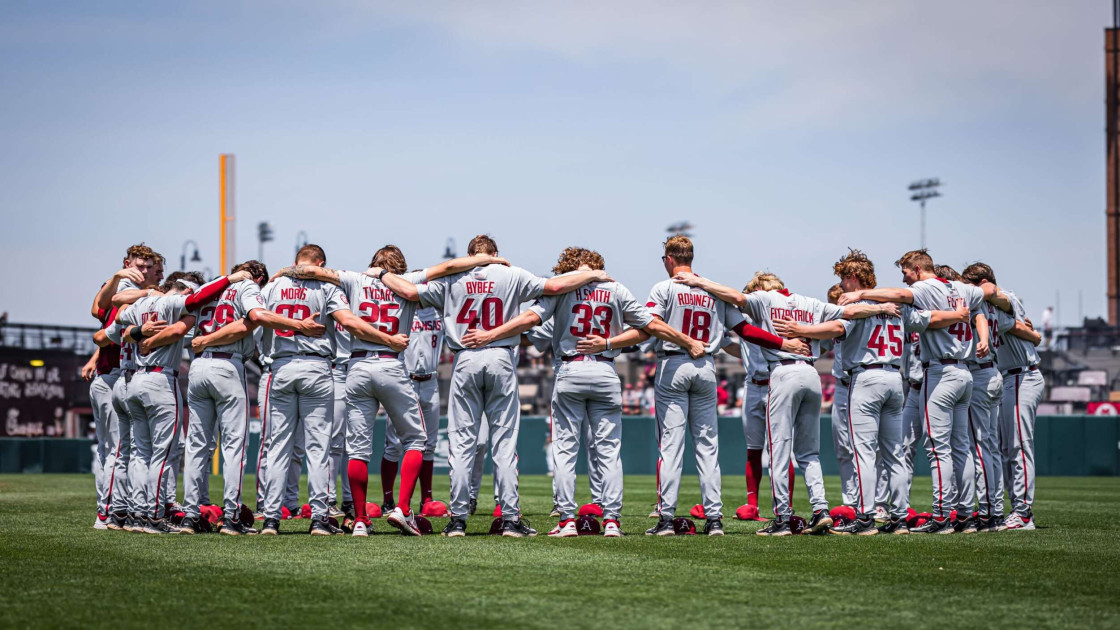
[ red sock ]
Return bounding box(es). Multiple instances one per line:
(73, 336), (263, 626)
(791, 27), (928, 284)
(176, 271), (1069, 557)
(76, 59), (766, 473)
(348, 460), (369, 522)
(397, 450), (423, 515)
(420, 459), (434, 503)
(788, 462), (796, 509)
(380, 457), (398, 504)
(745, 449), (762, 507)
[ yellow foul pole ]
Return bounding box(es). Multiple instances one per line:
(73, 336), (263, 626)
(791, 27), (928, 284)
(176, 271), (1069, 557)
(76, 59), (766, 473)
(214, 154), (236, 476)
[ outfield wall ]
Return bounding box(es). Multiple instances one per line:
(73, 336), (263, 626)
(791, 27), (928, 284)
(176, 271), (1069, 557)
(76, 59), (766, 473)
(1, 416), (1117, 476)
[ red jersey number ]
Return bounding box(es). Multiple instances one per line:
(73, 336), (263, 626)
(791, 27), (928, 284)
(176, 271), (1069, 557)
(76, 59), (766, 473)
(867, 324), (903, 357)
(275, 304), (311, 337)
(198, 304), (236, 336)
(570, 304), (614, 338)
(681, 308), (712, 343)
(948, 322), (973, 343)
(358, 302), (402, 335)
(456, 297), (504, 331)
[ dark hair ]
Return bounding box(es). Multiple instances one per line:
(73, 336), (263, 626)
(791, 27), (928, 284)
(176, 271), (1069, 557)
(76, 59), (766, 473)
(161, 271), (205, 293)
(467, 234), (498, 256)
(370, 245), (408, 275)
(232, 260), (269, 286)
(961, 262), (997, 285)
(895, 249), (934, 273)
(296, 244), (327, 264)
(935, 265), (961, 281)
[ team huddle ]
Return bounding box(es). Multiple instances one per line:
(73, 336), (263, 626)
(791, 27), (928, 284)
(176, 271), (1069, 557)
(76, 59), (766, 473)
(83, 234), (1043, 538)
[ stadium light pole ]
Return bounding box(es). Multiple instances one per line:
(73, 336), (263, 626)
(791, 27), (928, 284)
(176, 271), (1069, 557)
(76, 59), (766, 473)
(257, 222), (274, 263)
(294, 231), (309, 259)
(442, 238), (457, 260)
(908, 179), (943, 249)
(180, 240), (202, 271)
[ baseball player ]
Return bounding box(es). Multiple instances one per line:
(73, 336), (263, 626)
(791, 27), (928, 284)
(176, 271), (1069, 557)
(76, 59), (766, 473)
(276, 245), (504, 536)
(257, 244), (410, 536)
(614, 237), (808, 537)
(961, 263), (1045, 531)
(837, 249), (1009, 534)
(775, 250), (968, 535)
(672, 264), (898, 536)
(182, 260), (327, 535)
(327, 319), (352, 519)
(86, 245), (154, 529)
(381, 303), (444, 515)
(824, 284), (858, 511)
(378, 234), (607, 538)
(97, 270), (243, 533)
(462, 246), (705, 537)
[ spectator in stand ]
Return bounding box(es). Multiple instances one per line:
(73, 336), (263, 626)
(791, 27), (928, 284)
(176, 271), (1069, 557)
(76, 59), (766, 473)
(641, 384), (656, 417)
(1042, 306), (1053, 349)
(717, 380), (730, 415)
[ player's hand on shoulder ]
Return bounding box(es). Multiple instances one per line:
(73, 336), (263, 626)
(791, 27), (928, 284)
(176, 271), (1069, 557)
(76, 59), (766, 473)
(837, 291), (862, 306)
(190, 335), (207, 354)
(590, 270), (612, 282)
(773, 318), (799, 337)
(575, 335), (607, 355)
(141, 319), (167, 338)
(475, 254), (510, 267)
(880, 302), (901, 318)
(363, 266), (385, 279)
(228, 270), (252, 283)
(1024, 317), (1034, 330)
(781, 338), (810, 356)
(672, 272), (701, 286)
(388, 334), (410, 352)
(299, 313), (326, 337)
(116, 267), (145, 285)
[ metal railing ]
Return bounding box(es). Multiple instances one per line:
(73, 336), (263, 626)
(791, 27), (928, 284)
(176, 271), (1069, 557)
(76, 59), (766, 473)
(0, 322), (100, 356)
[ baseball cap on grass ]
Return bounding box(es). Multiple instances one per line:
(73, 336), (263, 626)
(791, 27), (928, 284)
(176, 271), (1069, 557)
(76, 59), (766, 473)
(420, 500), (448, 518)
(575, 515), (601, 535)
(578, 503), (603, 518)
(365, 502), (383, 519)
(689, 504), (706, 520)
(671, 517), (697, 535)
(789, 515), (807, 535)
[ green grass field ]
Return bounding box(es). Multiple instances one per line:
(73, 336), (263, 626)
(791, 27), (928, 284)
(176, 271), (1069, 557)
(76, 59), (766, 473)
(1, 474), (1118, 629)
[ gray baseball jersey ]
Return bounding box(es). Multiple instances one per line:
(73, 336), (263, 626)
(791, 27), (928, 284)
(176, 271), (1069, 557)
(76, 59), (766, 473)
(742, 290), (845, 363)
(909, 278), (984, 361)
(993, 291), (1039, 372)
(646, 280), (743, 355)
(416, 265), (547, 350)
(403, 306), (444, 375)
(530, 280), (653, 358)
(196, 280), (267, 356)
(105, 295), (192, 370)
(738, 320), (769, 380)
(338, 270), (427, 354)
(265, 277), (349, 358)
(837, 304), (931, 372)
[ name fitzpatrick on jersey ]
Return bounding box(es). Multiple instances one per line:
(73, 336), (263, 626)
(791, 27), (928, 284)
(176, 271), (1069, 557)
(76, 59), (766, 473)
(575, 287), (613, 302)
(769, 307), (815, 323)
(466, 281), (494, 294)
(676, 292), (714, 309)
(412, 319), (442, 332)
(280, 287), (307, 300)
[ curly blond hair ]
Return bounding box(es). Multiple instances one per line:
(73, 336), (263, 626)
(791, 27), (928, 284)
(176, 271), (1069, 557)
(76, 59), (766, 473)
(746, 271), (784, 292)
(552, 247), (586, 274)
(833, 249), (877, 289)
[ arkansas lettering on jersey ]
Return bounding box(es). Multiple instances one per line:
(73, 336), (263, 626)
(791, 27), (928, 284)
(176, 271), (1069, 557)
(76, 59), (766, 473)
(532, 279), (652, 359)
(416, 264), (547, 351)
(646, 279), (743, 355)
(403, 306), (444, 375)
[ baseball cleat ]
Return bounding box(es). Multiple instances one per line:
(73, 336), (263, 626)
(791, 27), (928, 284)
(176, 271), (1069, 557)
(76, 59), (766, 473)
(260, 518), (280, 536)
(548, 519), (578, 538)
(603, 519), (622, 538)
(1004, 512), (1036, 531)
(154, 519), (191, 535)
(952, 515), (979, 534)
(180, 516), (201, 534)
(501, 519), (538, 538)
(310, 516), (344, 536)
(468, 498), (478, 516)
(877, 517), (910, 535)
(106, 512), (128, 531)
(442, 517), (467, 537)
(220, 517), (258, 536)
(979, 515), (1008, 532)
(831, 516), (878, 536)
(648, 504), (660, 518)
(341, 501), (355, 521)
(703, 518), (725, 537)
(387, 507), (422, 537)
(352, 521), (369, 537)
(139, 517), (162, 535)
(327, 502), (346, 519)
(380, 501), (396, 517)
(911, 516), (954, 534)
(549, 504), (562, 518)
(94, 513), (108, 530)
(123, 515), (140, 533)
(873, 505), (890, 524)
(645, 518), (675, 536)
(807, 510), (834, 535)
(756, 518), (792, 537)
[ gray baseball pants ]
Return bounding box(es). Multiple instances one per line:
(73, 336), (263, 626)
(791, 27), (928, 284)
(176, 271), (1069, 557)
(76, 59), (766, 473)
(384, 375), (440, 462)
(345, 358), (426, 462)
(261, 356), (333, 521)
(1001, 369), (1044, 518)
(920, 363), (974, 519)
(831, 379), (858, 508)
(109, 373), (140, 516)
(846, 367), (906, 518)
(446, 347), (522, 521)
(185, 356), (250, 521)
(653, 354), (722, 520)
(765, 362), (828, 519)
(328, 366), (351, 505)
(90, 371), (121, 516)
(969, 366), (1004, 517)
(125, 370), (184, 520)
(550, 360), (623, 521)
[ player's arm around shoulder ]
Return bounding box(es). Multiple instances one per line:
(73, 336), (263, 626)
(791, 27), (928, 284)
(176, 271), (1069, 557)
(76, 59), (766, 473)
(542, 269), (610, 296)
(275, 265), (341, 286)
(671, 272), (746, 308)
(838, 287), (913, 306)
(424, 254), (509, 280)
(840, 300), (900, 320)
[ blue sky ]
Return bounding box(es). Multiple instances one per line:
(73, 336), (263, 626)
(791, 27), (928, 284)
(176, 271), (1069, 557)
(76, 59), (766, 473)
(1, 1), (1107, 327)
